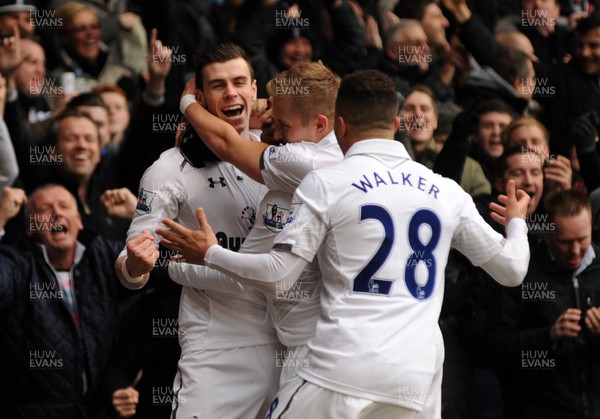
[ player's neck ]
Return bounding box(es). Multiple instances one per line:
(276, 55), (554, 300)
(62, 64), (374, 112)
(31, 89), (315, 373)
(237, 126), (251, 141)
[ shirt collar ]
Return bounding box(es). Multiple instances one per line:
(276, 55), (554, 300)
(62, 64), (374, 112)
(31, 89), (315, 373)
(316, 130), (337, 146)
(574, 245), (596, 277)
(345, 139), (412, 162)
(38, 241), (86, 274)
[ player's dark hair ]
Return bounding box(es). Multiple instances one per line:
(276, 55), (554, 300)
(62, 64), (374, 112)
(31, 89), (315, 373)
(336, 70), (398, 131)
(194, 43), (254, 90)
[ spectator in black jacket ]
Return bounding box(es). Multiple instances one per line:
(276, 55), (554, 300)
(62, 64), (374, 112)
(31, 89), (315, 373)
(0, 183), (131, 418)
(571, 110), (600, 191)
(394, 0), (451, 52)
(442, 1), (600, 157)
(236, 0), (366, 96)
(377, 19), (456, 101)
(434, 99), (515, 186)
(487, 189), (600, 419)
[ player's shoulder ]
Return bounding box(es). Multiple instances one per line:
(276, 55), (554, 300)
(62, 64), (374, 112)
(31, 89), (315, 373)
(147, 147), (185, 172)
(407, 159), (470, 197)
(216, 160), (259, 185)
(267, 131), (341, 162)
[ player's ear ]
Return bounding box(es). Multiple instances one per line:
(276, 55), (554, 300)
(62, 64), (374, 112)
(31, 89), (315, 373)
(251, 79), (257, 101)
(393, 115), (400, 133)
(315, 114), (328, 134)
(196, 90), (205, 107)
(335, 115), (347, 138)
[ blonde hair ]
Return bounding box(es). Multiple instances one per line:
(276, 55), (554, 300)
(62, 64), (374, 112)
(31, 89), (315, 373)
(57, 2), (99, 31)
(266, 61), (340, 124)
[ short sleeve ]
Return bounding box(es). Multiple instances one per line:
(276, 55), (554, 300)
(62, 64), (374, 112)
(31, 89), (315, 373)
(260, 143), (315, 194)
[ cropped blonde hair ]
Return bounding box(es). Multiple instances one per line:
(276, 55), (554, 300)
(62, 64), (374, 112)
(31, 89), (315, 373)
(266, 61), (340, 124)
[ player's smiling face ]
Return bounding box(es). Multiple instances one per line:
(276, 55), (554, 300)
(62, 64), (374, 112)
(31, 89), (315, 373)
(200, 57), (257, 136)
(271, 96), (316, 143)
(27, 186), (83, 251)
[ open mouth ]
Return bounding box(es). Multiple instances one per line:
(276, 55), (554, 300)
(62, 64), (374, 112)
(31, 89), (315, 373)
(73, 153), (88, 162)
(222, 105), (243, 118)
(50, 224), (67, 235)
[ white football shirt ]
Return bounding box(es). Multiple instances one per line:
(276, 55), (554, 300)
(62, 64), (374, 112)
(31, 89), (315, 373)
(259, 131), (342, 346)
(170, 131), (343, 347)
(274, 139), (512, 410)
(124, 147), (277, 351)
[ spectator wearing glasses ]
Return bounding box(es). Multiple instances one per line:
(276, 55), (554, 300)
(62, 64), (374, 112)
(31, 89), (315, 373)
(50, 2), (143, 97)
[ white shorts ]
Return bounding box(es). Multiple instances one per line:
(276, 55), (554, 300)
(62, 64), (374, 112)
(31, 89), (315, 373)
(277, 345), (309, 390)
(171, 343), (282, 419)
(266, 375), (441, 419)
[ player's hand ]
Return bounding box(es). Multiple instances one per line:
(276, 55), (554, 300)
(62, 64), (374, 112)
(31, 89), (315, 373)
(544, 155), (572, 192)
(550, 308), (581, 341)
(490, 179), (530, 226)
(181, 76), (198, 101)
(585, 306), (600, 336)
(175, 115), (188, 147)
(0, 186), (27, 229)
(112, 386), (139, 417)
(157, 208), (218, 265)
(260, 107), (276, 144)
(250, 98), (269, 129)
(101, 188), (137, 220)
(126, 231), (159, 277)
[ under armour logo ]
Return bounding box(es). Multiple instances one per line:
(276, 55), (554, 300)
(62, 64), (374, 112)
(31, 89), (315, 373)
(208, 177), (227, 188)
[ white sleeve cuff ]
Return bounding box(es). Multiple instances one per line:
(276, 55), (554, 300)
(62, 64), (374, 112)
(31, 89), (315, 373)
(180, 94), (197, 115)
(480, 217), (530, 287)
